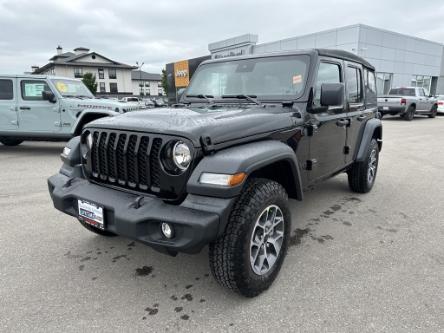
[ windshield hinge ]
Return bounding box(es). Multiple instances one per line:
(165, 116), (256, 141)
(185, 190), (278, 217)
(200, 136), (215, 154)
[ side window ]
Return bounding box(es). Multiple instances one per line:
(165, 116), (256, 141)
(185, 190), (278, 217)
(314, 62), (341, 107)
(365, 69), (377, 105)
(0, 79), (14, 100)
(346, 66), (363, 103)
(20, 80), (50, 101)
(417, 88), (425, 97)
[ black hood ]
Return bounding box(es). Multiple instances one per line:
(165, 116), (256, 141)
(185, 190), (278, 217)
(86, 105), (297, 148)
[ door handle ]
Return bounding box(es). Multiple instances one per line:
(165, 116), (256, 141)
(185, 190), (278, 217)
(19, 106), (31, 110)
(336, 118), (350, 127)
(357, 115), (366, 121)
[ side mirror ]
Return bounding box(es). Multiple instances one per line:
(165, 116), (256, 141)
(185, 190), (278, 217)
(320, 83), (344, 107)
(42, 90), (56, 103)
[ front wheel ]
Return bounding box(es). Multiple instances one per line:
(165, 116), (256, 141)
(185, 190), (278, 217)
(0, 137), (23, 146)
(209, 179), (291, 297)
(347, 139), (379, 193)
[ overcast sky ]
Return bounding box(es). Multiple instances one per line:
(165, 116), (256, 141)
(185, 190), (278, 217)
(1, 0), (444, 74)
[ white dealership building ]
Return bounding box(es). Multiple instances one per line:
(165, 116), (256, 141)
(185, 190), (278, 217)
(208, 24), (444, 95)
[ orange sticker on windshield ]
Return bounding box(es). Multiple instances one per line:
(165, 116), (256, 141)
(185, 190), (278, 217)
(56, 82), (67, 92)
(292, 75), (302, 84)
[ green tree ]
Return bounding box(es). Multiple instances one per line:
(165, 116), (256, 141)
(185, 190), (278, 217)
(161, 68), (168, 95)
(82, 73), (98, 95)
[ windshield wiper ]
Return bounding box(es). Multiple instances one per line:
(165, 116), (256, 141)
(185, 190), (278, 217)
(186, 94), (214, 103)
(221, 94), (261, 105)
(62, 94), (82, 99)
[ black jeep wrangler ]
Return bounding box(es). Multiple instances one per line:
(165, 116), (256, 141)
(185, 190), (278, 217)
(48, 49), (382, 297)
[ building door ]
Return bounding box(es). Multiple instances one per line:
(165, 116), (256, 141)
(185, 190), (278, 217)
(17, 79), (61, 133)
(0, 78), (18, 131)
(308, 60), (347, 181)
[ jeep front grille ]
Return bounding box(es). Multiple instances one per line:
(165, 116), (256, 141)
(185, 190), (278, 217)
(87, 130), (164, 193)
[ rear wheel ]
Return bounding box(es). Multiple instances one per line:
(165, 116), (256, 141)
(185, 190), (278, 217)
(347, 139), (379, 193)
(0, 137), (23, 146)
(209, 178), (291, 297)
(429, 105), (437, 118)
(403, 106), (415, 121)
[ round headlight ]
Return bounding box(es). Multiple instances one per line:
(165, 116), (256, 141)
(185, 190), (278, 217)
(172, 141), (191, 171)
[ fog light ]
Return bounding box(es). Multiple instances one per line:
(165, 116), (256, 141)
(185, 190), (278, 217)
(161, 222), (174, 239)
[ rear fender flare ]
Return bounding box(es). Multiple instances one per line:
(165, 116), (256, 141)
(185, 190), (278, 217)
(355, 118), (382, 162)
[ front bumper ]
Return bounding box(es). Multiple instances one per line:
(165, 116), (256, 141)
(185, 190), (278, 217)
(48, 173), (235, 254)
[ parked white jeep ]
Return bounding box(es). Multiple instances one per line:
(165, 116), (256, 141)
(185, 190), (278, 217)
(0, 75), (145, 146)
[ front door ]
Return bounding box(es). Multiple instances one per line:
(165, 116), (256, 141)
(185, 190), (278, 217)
(308, 60), (347, 181)
(0, 78), (18, 131)
(17, 79), (61, 133)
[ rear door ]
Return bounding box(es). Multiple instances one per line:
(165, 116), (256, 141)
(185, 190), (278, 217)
(0, 78), (18, 131)
(308, 59), (347, 181)
(416, 88), (428, 111)
(17, 79), (61, 133)
(345, 64), (375, 164)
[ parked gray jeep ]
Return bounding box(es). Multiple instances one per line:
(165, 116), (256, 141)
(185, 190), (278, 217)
(48, 49), (382, 297)
(0, 75), (144, 146)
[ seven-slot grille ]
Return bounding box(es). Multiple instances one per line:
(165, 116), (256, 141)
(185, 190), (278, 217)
(87, 130), (163, 193)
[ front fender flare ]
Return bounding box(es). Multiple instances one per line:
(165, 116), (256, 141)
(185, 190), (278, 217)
(187, 140), (303, 200)
(72, 110), (119, 135)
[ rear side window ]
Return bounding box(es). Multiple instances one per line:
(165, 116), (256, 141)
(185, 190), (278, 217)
(417, 88), (425, 97)
(21, 80), (50, 100)
(365, 69), (377, 105)
(314, 62), (341, 107)
(388, 88), (415, 96)
(0, 79), (13, 100)
(346, 66), (363, 103)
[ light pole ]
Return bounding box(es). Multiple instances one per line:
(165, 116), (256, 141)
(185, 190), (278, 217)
(136, 61), (144, 97)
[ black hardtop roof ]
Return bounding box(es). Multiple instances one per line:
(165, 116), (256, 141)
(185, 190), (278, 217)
(202, 48), (375, 70)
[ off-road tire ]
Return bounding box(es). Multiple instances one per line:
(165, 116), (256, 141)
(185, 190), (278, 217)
(0, 137), (23, 146)
(348, 139), (379, 193)
(403, 106), (415, 121)
(78, 219), (117, 237)
(209, 178), (291, 297)
(429, 105), (437, 118)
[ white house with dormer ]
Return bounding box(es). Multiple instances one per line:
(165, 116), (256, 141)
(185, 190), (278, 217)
(32, 46), (136, 96)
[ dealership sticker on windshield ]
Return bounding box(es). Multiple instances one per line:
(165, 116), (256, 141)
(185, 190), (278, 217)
(292, 75), (303, 84)
(78, 199), (104, 230)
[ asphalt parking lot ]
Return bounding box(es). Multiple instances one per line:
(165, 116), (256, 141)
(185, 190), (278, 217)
(1, 116), (443, 332)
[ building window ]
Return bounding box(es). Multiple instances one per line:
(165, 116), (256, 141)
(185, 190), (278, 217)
(74, 67), (83, 78)
(376, 73), (392, 95)
(99, 82), (106, 93)
(411, 75), (431, 95)
(20, 80), (50, 100)
(109, 83), (118, 93)
(346, 66), (363, 103)
(98, 68), (104, 79)
(145, 82), (150, 87)
(0, 79), (13, 100)
(108, 68), (116, 79)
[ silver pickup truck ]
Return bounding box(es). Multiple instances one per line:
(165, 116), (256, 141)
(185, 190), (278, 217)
(377, 87), (438, 121)
(0, 75), (145, 146)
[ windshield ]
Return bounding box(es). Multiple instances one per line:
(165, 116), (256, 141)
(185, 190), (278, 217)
(50, 79), (94, 98)
(186, 55), (310, 100)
